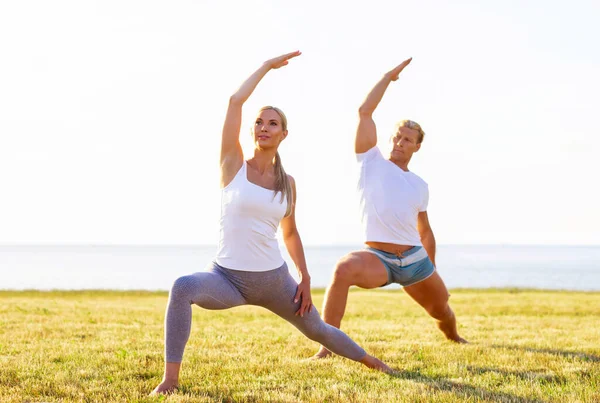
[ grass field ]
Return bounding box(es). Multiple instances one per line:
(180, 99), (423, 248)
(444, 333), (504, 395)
(1, 288), (599, 402)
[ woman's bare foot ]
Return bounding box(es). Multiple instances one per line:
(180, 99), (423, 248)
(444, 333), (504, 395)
(360, 354), (393, 373)
(150, 379), (178, 395)
(151, 362), (181, 395)
(310, 347), (333, 359)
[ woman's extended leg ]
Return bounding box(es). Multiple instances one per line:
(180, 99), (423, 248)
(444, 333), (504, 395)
(253, 266), (391, 372)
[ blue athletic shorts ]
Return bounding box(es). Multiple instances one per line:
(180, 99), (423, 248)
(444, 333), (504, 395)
(365, 246), (435, 287)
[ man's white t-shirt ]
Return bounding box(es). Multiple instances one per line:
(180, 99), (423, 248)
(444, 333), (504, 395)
(357, 146), (428, 246)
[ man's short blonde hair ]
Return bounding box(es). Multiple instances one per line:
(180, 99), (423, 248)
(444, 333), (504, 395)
(395, 120), (425, 143)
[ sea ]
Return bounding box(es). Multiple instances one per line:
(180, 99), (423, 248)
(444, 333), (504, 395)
(1, 244), (599, 291)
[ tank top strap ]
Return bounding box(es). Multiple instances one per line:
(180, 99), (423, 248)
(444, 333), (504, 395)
(238, 160), (248, 177)
(233, 160), (248, 182)
(222, 160), (247, 190)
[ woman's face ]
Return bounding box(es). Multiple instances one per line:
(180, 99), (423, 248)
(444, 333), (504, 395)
(253, 109), (287, 150)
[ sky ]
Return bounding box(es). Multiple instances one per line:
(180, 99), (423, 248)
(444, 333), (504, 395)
(0, 0), (598, 246)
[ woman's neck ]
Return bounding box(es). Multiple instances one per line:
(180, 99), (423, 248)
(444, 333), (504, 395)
(248, 149), (277, 174)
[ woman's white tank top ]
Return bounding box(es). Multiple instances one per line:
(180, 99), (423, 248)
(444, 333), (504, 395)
(215, 161), (287, 271)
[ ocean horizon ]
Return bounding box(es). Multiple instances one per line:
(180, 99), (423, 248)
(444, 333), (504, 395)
(1, 244), (599, 292)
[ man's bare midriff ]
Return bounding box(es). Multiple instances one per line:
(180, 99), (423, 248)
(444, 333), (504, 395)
(365, 241), (414, 256)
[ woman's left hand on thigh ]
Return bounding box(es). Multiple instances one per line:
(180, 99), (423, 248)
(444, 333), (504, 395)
(294, 279), (313, 317)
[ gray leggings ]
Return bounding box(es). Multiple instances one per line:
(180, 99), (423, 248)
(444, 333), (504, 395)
(165, 262), (367, 362)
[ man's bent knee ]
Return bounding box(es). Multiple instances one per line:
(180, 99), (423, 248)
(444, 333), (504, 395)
(332, 259), (360, 286)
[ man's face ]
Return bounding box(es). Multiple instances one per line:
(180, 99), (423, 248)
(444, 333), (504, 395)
(390, 126), (421, 161)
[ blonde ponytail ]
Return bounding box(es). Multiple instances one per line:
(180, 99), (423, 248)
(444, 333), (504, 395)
(258, 106), (293, 216)
(273, 151), (293, 217)
(259, 105), (294, 217)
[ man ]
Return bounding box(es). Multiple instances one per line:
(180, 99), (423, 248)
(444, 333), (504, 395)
(314, 58), (467, 359)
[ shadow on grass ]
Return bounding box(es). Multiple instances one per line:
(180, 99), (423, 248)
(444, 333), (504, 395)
(466, 366), (567, 384)
(388, 370), (547, 403)
(173, 386), (263, 403)
(151, 371), (548, 403)
(491, 344), (600, 363)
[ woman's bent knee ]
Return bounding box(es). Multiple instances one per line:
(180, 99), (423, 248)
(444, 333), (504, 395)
(169, 275), (197, 302)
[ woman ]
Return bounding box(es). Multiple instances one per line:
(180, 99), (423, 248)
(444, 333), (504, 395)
(314, 57), (467, 360)
(151, 51), (391, 395)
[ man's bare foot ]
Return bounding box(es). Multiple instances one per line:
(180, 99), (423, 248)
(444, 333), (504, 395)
(437, 312), (468, 344)
(150, 380), (178, 395)
(360, 354), (394, 373)
(439, 321), (468, 343)
(310, 347), (333, 359)
(451, 336), (469, 344)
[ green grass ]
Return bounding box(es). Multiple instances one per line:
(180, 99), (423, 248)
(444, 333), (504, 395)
(1, 288), (599, 402)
